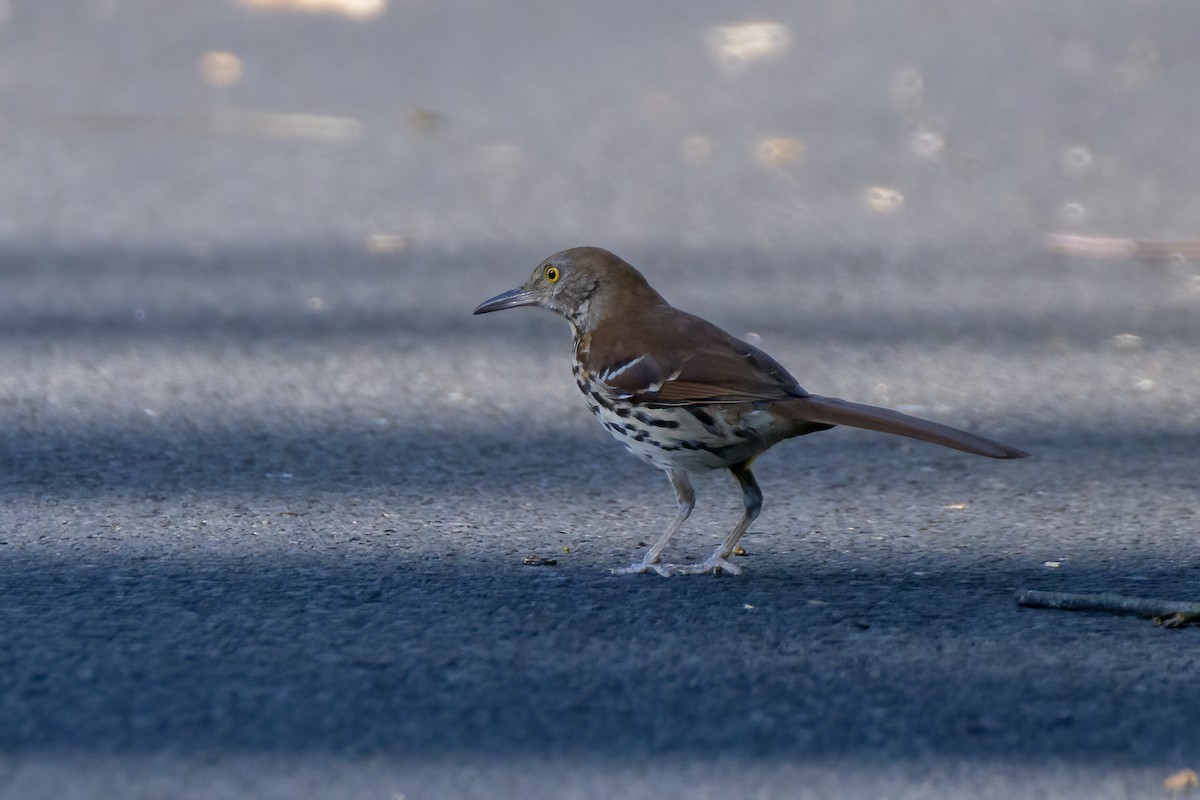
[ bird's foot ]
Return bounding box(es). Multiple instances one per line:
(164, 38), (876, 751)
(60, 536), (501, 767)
(612, 554), (742, 577)
(611, 560), (677, 577)
(669, 554), (743, 576)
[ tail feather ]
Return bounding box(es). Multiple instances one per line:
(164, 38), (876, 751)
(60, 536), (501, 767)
(779, 395), (1029, 459)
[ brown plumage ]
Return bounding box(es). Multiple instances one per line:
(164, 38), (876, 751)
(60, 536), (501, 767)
(475, 246), (1028, 576)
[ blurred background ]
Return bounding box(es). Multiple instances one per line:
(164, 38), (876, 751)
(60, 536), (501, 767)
(1, 2), (1198, 798)
(4, 0), (1198, 358)
(7, 0), (1200, 252)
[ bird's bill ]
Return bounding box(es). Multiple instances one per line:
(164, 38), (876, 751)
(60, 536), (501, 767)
(473, 286), (539, 314)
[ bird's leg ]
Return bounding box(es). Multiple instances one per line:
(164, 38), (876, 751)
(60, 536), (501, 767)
(675, 461), (762, 576)
(611, 468), (694, 576)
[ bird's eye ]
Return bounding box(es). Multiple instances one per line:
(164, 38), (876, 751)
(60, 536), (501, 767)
(544, 266), (560, 283)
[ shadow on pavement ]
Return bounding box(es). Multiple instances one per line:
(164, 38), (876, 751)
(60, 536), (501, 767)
(0, 548), (1195, 764)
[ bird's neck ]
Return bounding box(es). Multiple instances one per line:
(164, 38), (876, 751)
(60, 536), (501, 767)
(567, 281), (668, 340)
(565, 295), (593, 341)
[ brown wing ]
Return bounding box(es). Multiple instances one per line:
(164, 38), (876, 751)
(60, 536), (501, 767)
(590, 305), (807, 405)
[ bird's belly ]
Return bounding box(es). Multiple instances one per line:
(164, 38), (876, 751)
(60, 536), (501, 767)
(584, 394), (783, 471)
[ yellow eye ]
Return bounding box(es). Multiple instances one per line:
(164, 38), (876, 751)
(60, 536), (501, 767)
(544, 266), (560, 283)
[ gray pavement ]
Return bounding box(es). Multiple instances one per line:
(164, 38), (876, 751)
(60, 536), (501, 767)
(0, 2), (1198, 798)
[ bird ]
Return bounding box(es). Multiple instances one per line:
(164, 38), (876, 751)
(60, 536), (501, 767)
(474, 247), (1029, 576)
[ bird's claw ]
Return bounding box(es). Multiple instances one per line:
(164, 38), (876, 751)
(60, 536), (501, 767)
(671, 555), (742, 576)
(611, 554), (741, 577)
(611, 560), (677, 577)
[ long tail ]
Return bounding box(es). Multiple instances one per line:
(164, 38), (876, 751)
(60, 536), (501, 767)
(777, 394), (1029, 459)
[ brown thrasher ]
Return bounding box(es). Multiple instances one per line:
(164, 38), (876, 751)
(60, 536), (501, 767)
(475, 247), (1028, 576)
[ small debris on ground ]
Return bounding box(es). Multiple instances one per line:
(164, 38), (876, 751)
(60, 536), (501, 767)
(1163, 768), (1198, 793)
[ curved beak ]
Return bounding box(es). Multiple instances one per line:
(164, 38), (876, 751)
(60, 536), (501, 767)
(473, 286), (539, 314)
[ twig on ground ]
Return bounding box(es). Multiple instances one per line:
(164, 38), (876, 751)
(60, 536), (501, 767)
(1045, 233), (1200, 261)
(1015, 590), (1200, 628)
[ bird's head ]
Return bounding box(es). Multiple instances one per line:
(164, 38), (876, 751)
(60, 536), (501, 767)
(473, 246), (664, 333)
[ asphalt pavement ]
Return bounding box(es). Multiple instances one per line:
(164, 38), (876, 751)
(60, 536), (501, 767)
(0, 2), (1197, 798)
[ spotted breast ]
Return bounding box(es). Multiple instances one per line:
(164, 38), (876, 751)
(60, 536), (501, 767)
(571, 336), (794, 472)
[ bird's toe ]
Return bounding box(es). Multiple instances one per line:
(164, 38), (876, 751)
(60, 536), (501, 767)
(611, 561), (657, 576)
(674, 556), (743, 576)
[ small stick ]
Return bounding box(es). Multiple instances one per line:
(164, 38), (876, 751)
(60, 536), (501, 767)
(1045, 233), (1200, 261)
(1015, 590), (1200, 628)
